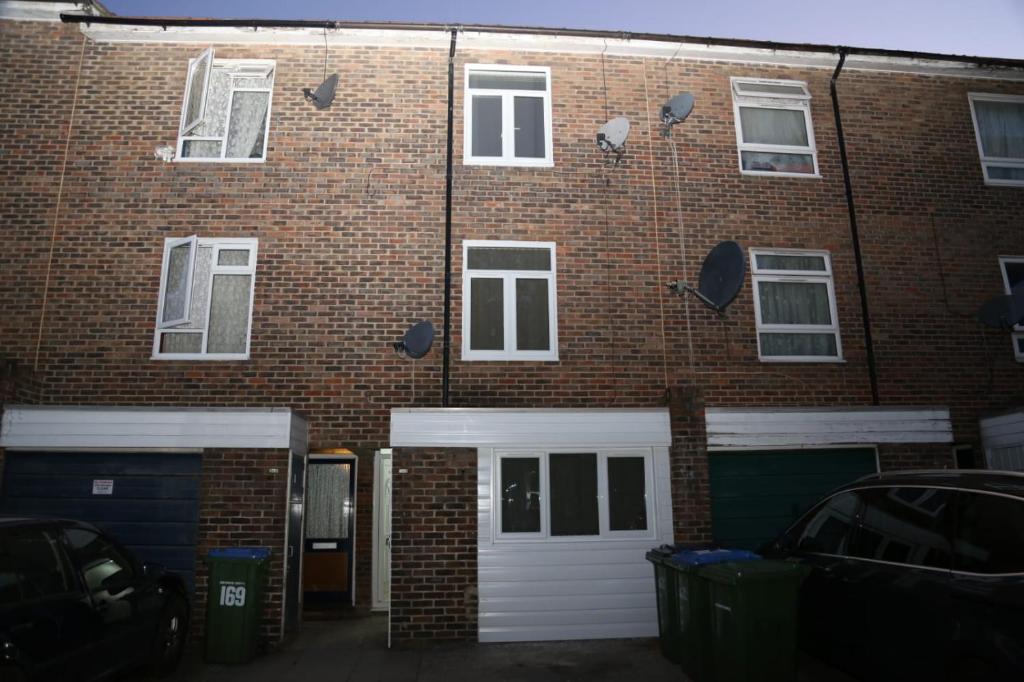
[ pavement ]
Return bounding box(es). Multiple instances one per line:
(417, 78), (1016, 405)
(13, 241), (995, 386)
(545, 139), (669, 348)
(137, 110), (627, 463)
(145, 613), (856, 682)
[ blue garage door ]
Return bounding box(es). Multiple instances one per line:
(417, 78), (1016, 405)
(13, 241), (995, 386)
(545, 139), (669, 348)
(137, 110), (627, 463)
(0, 451), (201, 590)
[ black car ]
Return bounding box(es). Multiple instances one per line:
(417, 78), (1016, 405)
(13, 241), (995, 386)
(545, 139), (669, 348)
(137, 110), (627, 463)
(763, 469), (1024, 682)
(0, 518), (189, 682)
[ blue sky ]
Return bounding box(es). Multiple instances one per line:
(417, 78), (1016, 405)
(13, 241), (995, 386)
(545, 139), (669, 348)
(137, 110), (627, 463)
(104, 0), (1024, 59)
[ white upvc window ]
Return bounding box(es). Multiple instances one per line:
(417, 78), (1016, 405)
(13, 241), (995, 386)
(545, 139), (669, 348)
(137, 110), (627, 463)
(969, 93), (1024, 187)
(750, 249), (843, 362)
(999, 256), (1024, 361)
(494, 449), (656, 542)
(463, 64), (553, 167)
(462, 240), (558, 361)
(153, 237), (258, 360)
(731, 77), (819, 178)
(175, 47), (275, 163)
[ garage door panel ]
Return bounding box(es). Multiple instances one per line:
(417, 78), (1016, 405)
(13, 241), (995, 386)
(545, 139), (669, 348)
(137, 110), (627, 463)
(4, 451), (200, 476)
(4, 497), (200, 523)
(3, 474), (200, 500)
(710, 450), (875, 477)
(710, 472), (865, 499)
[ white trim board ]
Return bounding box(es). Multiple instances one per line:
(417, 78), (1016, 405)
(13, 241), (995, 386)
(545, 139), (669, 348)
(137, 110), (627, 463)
(706, 407), (953, 448)
(980, 410), (1024, 450)
(390, 408), (671, 448)
(0, 405), (307, 450)
(0, 1), (88, 21)
(71, 23), (1024, 82)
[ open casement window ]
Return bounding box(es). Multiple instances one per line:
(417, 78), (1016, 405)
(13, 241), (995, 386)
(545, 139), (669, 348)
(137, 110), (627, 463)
(969, 93), (1024, 187)
(153, 237), (258, 360)
(999, 256), (1024, 361)
(462, 240), (558, 361)
(176, 49), (275, 163)
(731, 77), (819, 177)
(464, 65), (553, 167)
(750, 249), (843, 361)
(495, 449), (655, 541)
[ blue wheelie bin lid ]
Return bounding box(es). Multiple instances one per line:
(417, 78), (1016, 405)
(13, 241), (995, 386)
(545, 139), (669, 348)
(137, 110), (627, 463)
(671, 548), (761, 566)
(208, 547), (271, 560)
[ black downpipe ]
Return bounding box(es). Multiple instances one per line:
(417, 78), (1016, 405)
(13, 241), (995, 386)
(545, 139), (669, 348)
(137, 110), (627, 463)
(831, 49), (880, 406)
(442, 28), (457, 407)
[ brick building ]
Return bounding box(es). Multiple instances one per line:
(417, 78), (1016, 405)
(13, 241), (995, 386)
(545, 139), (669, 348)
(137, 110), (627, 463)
(1, 0), (1023, 646)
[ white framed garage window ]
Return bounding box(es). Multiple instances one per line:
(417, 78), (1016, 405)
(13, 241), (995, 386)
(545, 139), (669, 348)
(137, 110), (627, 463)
(462, 240), (558, 361)
(750, 248), (842, 362)
(731, 77), (819, 177)
(464, 64), (553, 167)
(494, 448), (655, 542)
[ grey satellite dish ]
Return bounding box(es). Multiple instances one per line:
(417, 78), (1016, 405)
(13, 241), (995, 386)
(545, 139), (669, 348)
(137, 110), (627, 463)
(597, 116), (630, 155)
(668, 241), (746, 312)
(977, 283), (1024, 330)
(393, 320), (435, 359)
(303, 73), (339, 109)
(661, 93), (695, 127)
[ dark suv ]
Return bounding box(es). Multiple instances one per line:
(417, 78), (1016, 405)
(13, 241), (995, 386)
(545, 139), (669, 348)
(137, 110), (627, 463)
(763, 470), (1024, 682)
(0, 518), (189, 682)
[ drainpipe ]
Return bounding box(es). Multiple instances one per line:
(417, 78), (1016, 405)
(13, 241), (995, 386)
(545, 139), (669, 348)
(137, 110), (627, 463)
(830, 49), (880, 406)
(442, 28), (457, 407)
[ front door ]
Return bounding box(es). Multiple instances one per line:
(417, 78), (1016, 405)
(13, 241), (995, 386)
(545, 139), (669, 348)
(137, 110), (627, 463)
(372, 449), (392, 611)
(303, 458), (356, 609)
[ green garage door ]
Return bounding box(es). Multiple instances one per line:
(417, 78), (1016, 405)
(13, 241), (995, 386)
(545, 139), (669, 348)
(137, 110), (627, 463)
(709, 448), (877, 550)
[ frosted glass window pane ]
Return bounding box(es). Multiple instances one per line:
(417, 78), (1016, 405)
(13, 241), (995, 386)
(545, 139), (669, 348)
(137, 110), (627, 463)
(974, 100), (1024, 159)
(467, 247), (551, 271)
(609, 457), (647, 531)
(501, 458), (540, 533)
(550, 453), (598, 536)
(160, 333), (202, 354)
(759, 281), (831, 325)
(741, 151), (815, 174)
(515, 278), (549, 351)
(306, 463), (351, 539)
(207, 274), (252, 354)
(470, 278), (503, 351)
(740, 107), (809, 146)
(514, 96), (545, 158)
(218, 249), (250, 266)
(736, 82), (808, 96)
(184, 54), (210, 129)
(756, 254), (827, 272)
(180, 140), (221, 158)
(471, 96), (502, 157)
(183, 247), (213, 329)
(469, 71), (546, 90)
(162, 242), (193, 324)
(225, 91), (269, 159)
(760, 333), (838, 357)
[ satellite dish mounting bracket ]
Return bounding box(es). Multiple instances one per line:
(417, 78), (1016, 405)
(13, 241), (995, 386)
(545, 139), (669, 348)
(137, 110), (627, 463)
(667, 281), (726, 313)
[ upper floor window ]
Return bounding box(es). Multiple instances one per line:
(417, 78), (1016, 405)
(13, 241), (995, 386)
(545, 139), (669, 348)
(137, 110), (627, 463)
(176, 48), (275, 163)
(462, 241), (558, 361)
(968, 93), (1024, 186)
(464, 65), (553, 167)
(153, 237), (258, 360)
(999, 256), (1024, 361)
(731, 78), (819, 177)
(750, 249), (842, 361)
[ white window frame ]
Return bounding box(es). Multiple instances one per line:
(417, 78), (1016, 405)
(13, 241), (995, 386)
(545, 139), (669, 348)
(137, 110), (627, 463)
(493, 448), (656, 543)
(152, 237), (259, 361)
(969, 93), (1024, 187)
(730, 77), (820, 178)
(175, 55), (276, 164)
(180, 47), (213, 136)
(462, 240), (558, 362)
(156, 235), (198, 328)
(463, 64), (554, 168)
(750, 248), (843, 362)
(998, 255), (1024, 361)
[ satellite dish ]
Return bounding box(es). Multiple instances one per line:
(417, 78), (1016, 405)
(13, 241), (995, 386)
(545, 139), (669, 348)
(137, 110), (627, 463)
(597, 116), (630, 156)
(661, 93), (695, 127)
(393, 320), (435, 359)
(303, 73), (339, 109)
(977, 283), (1024, 329)
(667, 241), (746, 313)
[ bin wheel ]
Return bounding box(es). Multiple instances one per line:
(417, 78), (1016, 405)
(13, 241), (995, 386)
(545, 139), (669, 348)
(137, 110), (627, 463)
(149, 591), (189, 677)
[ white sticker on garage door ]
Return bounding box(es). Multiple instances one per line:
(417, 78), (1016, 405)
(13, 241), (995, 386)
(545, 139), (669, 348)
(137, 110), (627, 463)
(92, 479), (114, 495)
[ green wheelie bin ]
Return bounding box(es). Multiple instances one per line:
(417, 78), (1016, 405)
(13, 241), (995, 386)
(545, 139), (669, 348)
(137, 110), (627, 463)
(204, 547), (272, 664)
(698, 560), (807, 682)
(646, 546), (683, 663)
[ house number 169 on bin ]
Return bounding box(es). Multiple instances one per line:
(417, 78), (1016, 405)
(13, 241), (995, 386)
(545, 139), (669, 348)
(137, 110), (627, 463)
(219, 582), (247, 607)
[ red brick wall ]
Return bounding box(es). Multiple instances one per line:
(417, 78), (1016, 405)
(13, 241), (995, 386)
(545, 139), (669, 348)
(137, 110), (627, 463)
(877, 443), (956, 471)
(389, 448), (477, 642)
(192, 448), (290, 646)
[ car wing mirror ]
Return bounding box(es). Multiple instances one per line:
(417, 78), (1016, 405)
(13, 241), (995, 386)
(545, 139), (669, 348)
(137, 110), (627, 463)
(101, 571), (134, 596)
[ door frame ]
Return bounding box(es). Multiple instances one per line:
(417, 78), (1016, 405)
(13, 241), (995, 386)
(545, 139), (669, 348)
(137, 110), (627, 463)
(371, 448), (393, 611)
(306, 453), (358, 607)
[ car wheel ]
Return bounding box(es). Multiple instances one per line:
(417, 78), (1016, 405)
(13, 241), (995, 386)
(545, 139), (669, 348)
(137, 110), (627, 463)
(149, 592), (189, 677)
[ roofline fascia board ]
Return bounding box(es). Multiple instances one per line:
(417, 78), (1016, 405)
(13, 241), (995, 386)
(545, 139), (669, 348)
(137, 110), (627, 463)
(58, 16), (1024, 80)
(0, 1), (92, 21)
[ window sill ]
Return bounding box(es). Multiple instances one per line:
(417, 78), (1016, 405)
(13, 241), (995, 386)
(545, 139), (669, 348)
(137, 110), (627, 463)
(758, 356), (846, 364)
(463, 157), (555, 168)
(173, 157), (268, 164)
(740, 170), (821, 179)
(462, 352), (560, 362)
(983, 179), (1024, 188)
(152, 354), (250, 361)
